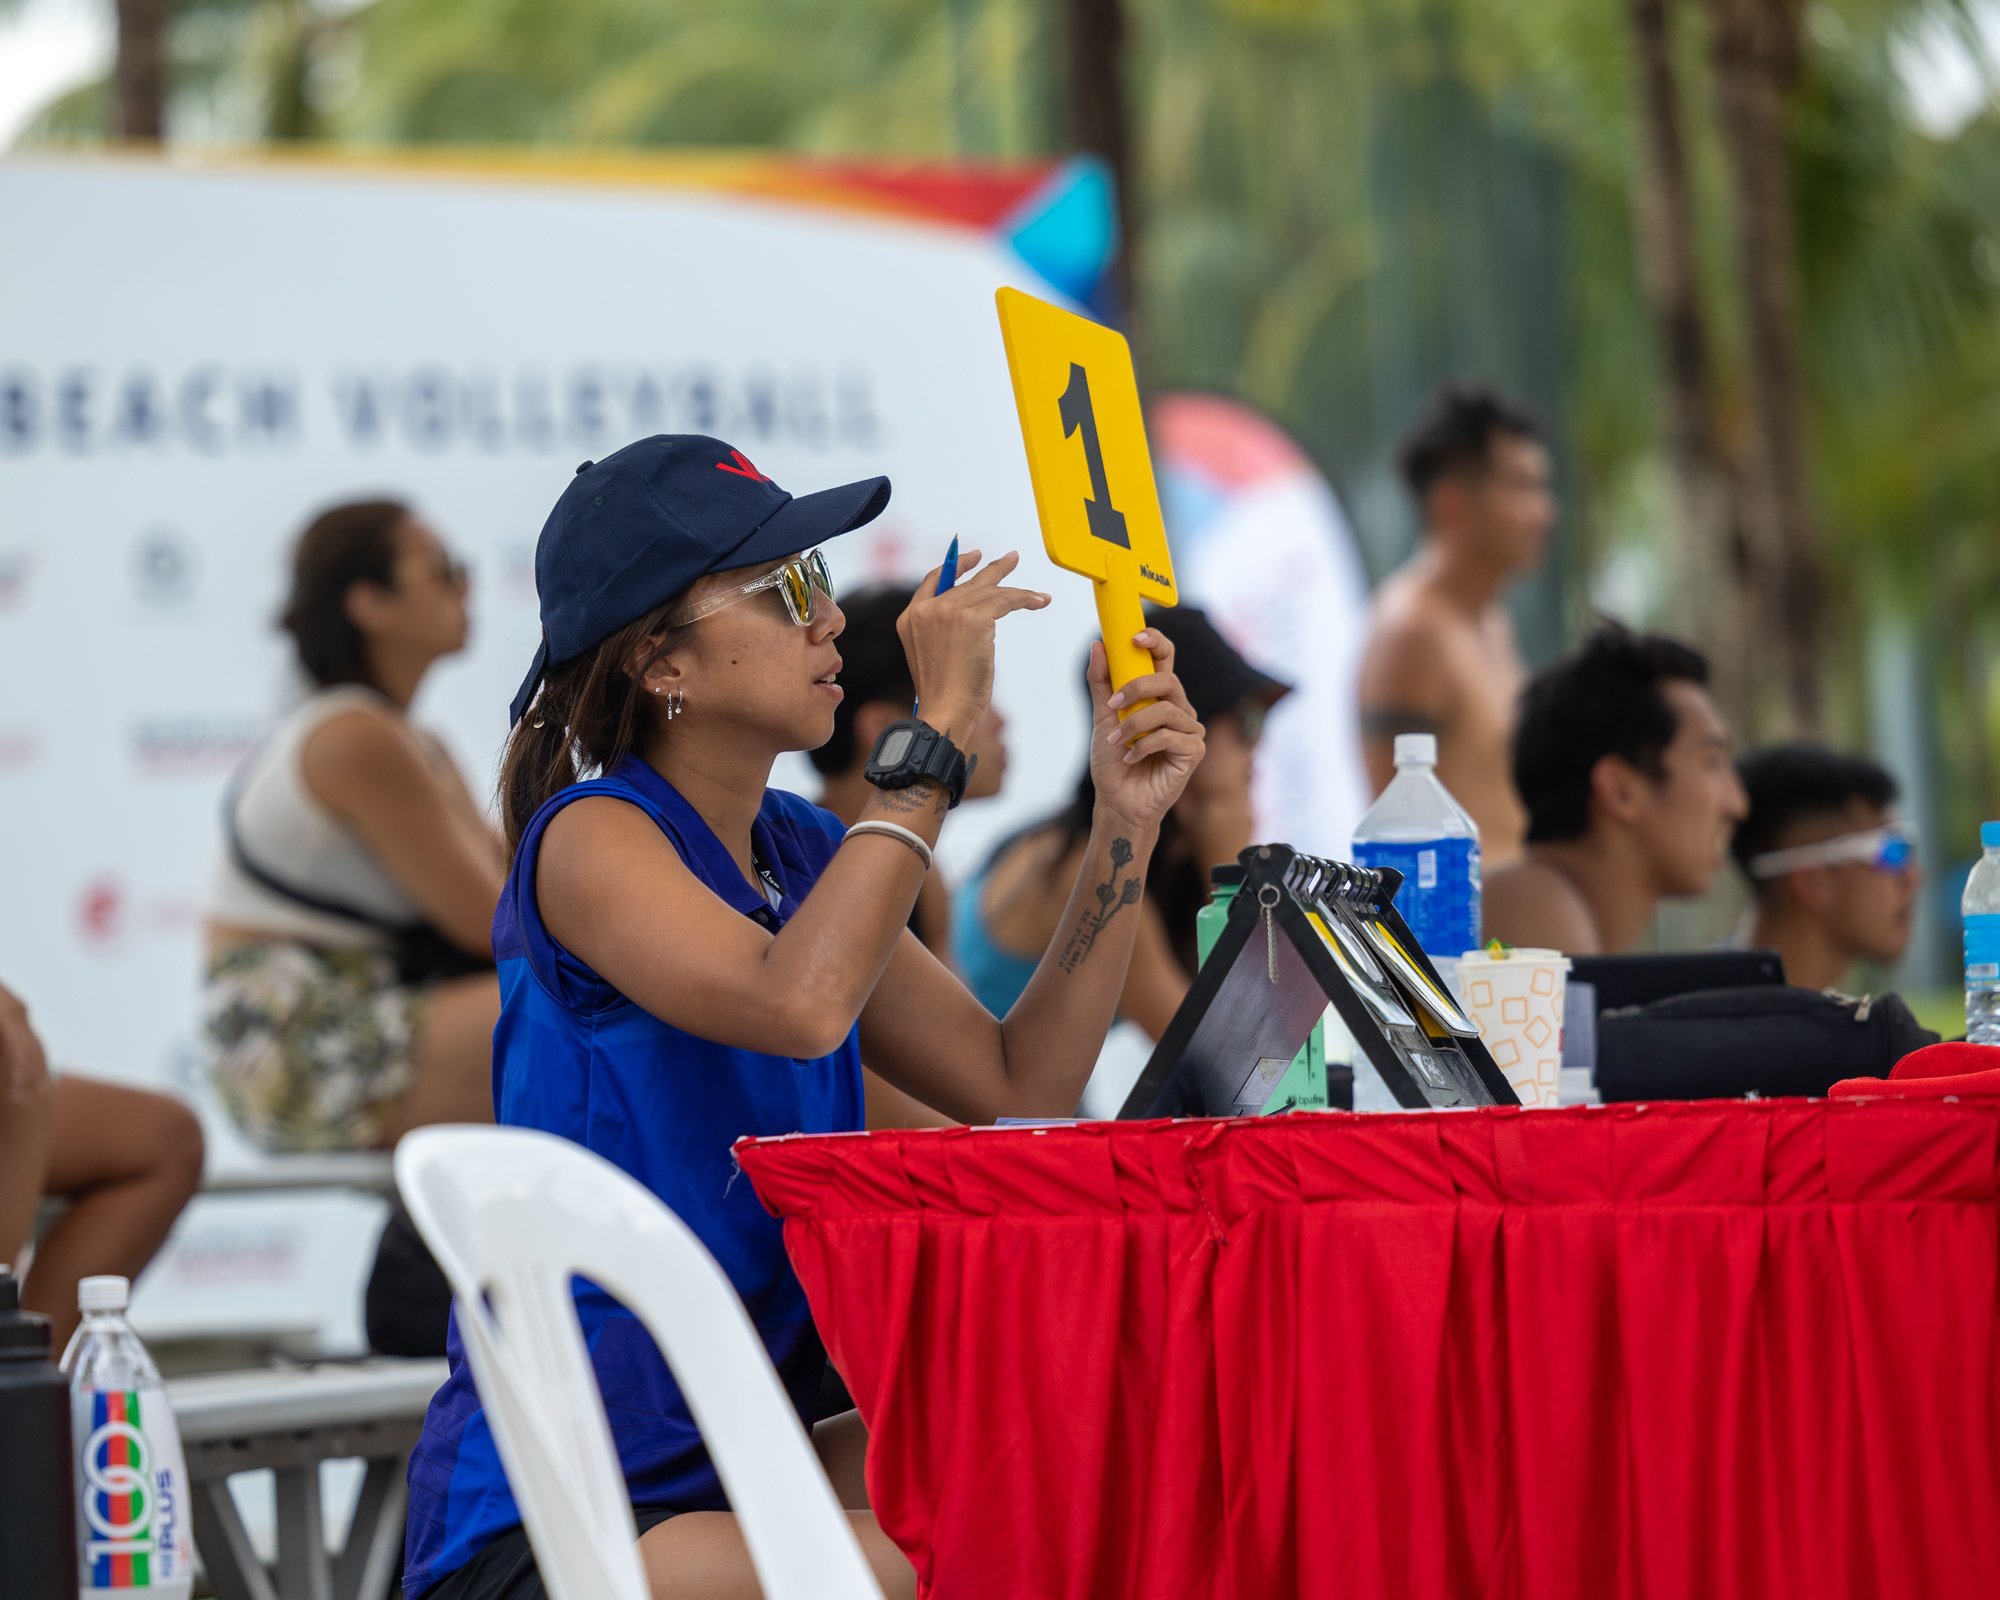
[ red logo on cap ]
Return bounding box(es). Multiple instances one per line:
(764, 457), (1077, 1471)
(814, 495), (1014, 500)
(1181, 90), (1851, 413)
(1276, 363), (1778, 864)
(716, 449), (771, 483)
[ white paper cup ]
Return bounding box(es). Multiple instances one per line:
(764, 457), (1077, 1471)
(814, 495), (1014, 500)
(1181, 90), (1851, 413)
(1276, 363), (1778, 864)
(1458, 948), (1571, 1109)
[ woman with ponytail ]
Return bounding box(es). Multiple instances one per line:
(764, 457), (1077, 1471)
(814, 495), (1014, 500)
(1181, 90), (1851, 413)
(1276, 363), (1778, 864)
(403, 436), (1206, 1600)
(202, 499), (503, 1152)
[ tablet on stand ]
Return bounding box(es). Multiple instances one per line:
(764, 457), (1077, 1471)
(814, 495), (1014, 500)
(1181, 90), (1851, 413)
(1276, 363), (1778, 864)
(1117, 843), (1518, 1118)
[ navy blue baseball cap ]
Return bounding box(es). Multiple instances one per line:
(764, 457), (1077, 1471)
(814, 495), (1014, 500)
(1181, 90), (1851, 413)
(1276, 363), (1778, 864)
(509, 434), (890, 726)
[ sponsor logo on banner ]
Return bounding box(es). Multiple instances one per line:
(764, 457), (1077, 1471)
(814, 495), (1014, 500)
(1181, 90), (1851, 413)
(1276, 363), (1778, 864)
(859, 525), (914, 583)
(132, 528), (199, 611)
(76, 876), (199, 948)
(155, 1212), (307, 1286)
(129, 717), (261, 776)
(0, 728), (42, 771)
(0, 546), (30, 610)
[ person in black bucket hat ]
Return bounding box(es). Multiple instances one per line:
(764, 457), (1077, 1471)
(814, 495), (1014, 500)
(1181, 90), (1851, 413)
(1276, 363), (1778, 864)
(403, 433), (1208, 1600)
(954, 603), (1292, 1044)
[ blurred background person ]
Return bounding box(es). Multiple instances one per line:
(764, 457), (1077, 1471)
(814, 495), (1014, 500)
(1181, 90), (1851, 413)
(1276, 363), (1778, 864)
(1356, 385), (1555, 865)
(1485, 622), (1748, 955)
(1733, 743), (1922, 993)
(202, 499), (504, 1152)
(0, 979), (203, 1348)
(808, 581), (1011, 964)
(808, 580), (1012, 1130)
(956, 605), (1288, 1040)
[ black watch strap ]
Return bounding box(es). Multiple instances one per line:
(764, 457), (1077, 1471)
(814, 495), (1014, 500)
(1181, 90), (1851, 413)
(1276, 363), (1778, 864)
(864, 718), (976, 810)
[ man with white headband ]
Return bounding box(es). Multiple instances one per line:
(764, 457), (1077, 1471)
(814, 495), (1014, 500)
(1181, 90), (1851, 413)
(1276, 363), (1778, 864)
(1732, 743), (1923, 993)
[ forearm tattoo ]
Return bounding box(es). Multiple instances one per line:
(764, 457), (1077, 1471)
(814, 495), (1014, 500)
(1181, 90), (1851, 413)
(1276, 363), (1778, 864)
(1058, 836), (1141, 973)
(872, 780), (948, 819)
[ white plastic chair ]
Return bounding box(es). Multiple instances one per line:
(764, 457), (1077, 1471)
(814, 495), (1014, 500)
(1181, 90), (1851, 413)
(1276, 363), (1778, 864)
(395, 1125), (886, 1600)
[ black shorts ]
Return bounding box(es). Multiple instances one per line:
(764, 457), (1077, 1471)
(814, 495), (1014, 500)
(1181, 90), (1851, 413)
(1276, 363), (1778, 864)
(421, 1507), (684, 1600)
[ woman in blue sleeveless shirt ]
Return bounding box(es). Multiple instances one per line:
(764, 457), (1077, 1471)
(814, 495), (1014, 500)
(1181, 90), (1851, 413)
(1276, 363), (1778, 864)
(404, 435), (1206, 1600)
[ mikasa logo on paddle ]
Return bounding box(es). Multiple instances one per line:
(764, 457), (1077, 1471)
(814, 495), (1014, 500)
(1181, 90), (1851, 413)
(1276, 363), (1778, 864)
(1138, 564), (1171, 589)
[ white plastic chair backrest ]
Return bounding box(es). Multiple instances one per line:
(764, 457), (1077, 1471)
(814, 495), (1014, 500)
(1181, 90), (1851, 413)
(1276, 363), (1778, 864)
(396, 1125), (885, 1600)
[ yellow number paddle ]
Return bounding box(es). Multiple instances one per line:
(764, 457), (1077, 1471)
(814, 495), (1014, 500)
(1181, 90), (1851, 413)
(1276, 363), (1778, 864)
(995, 287), (1177, 716)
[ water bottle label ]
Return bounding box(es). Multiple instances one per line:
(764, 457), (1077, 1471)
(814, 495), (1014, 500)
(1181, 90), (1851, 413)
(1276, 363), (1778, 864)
(75, 1384), (191, 1591)
(1354, 837), (1481, 960)
(1967, 915), (2000, 985)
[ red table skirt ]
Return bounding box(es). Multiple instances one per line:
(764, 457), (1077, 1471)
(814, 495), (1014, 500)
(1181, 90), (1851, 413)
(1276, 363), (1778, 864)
(738, 1102), (2000, 1600)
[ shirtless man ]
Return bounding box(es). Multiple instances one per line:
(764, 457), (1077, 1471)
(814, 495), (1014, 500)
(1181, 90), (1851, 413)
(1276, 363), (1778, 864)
(1357, 386), (1555, 864)
(1484, 624), (1748, 955)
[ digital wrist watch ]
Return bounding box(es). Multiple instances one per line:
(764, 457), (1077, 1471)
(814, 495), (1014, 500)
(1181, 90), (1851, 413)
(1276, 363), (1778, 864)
(864, 718), (975, 810)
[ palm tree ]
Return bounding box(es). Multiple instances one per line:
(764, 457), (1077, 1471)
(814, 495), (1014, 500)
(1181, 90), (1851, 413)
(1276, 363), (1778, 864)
(1699, 0), (1827, 731)
(112, 0), (168, 140)
(1064, 0), (1138, 327)
(1622, 0), (1750, 719)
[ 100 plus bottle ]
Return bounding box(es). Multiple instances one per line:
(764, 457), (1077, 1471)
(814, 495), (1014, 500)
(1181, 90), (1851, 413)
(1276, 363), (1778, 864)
(61, 1276), (193, 1600)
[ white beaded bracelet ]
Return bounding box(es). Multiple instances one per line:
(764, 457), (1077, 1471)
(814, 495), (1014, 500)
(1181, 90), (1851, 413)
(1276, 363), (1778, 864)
(846, 819), (934, 871)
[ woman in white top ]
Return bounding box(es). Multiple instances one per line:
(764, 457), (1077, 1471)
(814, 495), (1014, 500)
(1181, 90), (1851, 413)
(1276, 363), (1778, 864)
(203, 500), (504, 1150)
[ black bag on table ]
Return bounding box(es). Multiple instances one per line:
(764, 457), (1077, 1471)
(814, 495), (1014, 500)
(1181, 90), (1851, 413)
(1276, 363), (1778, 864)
(364, 1199), (455, 1357)
(1595, 985), (1939, 1103)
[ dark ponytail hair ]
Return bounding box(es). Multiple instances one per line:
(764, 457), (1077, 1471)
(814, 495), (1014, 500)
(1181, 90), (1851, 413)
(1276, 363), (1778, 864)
(280, 499), (409, 691)
(497, 600), (697, 857)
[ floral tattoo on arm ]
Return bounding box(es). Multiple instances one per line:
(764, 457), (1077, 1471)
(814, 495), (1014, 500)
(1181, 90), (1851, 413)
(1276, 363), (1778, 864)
(1058, 836), (1141, 973)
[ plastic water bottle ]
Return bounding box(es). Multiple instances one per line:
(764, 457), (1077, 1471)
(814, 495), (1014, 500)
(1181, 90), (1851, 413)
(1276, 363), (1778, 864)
(1352, 734), (1482, 973)
(0, 1268), (80, 1599)
(1964, 822), (2000, 1046)
(60, 1277), (192, 1600)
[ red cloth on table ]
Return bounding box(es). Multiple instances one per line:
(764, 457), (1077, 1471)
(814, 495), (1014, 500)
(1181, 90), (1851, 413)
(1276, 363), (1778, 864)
(737, 1103), (2000, 1600)
(1833, 1039), (2000, 1099)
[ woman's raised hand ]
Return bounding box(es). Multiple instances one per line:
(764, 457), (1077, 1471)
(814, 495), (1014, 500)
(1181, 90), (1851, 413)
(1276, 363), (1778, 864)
(1087, 628), (1205, 833)
(896, 549), (1050, 738)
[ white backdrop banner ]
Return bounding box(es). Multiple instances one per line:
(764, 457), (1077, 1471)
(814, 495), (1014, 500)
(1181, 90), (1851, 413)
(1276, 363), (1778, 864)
(0, 154), (1121, 1111)
(0, 156), (1371, 1340)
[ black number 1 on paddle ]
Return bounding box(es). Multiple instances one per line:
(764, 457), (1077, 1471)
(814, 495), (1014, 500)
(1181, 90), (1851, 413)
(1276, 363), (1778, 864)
(1057, 363), (1130, 550)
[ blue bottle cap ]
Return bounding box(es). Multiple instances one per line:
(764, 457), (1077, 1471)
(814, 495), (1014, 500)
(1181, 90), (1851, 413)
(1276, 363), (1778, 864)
(1984, 822), (2000, 851)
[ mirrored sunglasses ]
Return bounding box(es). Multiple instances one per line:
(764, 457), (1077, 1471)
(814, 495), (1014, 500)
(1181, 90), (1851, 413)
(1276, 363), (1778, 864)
(674, 548), (835, 629)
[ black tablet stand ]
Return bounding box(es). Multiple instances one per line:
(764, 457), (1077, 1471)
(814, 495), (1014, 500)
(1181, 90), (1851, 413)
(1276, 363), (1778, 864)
(1117, 843), (1518, 1117)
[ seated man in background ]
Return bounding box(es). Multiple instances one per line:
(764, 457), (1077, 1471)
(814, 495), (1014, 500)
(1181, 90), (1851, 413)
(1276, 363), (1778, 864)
(0, 979), (204, 1348)
(810, 582), (1010, 1130)
(1731, 743), (1921, 992)
(1484, 622), (1748, 955)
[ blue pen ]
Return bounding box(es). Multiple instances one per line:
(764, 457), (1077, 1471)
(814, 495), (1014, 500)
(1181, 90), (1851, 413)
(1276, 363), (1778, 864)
(914, 537), (959, 720)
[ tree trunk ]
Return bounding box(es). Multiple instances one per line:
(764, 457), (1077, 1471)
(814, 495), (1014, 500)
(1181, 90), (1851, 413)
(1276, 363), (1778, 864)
(1701, 0), (1825, 733)
(1066, 0), (1139, 328)
(1622, 0), (1753, 727)
(112, 0), (168, 143)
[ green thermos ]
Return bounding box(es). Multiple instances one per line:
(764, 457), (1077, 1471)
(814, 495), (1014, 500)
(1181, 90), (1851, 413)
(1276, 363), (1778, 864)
(1196, 865), (1347, 1111)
